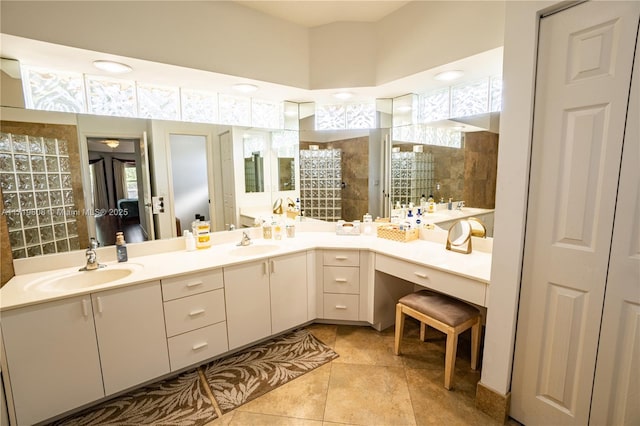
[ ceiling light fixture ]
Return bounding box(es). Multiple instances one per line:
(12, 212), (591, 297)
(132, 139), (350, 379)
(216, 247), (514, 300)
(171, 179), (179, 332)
(103, 139), (120, 149)
(93, 60), (133, 74)
(333, 92), (353, 100)
(233, 83), (259, 94)
(434, 70), (464, 82)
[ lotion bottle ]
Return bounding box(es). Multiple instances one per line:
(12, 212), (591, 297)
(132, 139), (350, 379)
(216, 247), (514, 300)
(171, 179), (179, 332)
(115, 232), (128, 262)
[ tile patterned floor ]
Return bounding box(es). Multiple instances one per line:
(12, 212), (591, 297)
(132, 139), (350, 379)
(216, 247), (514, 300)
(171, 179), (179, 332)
(206, 320), (516, 426)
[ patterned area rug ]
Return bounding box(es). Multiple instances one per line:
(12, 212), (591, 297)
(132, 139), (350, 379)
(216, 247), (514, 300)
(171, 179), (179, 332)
(50, 328), (338, 425)
(51, 369), (216, 426)
(202, 328), (340, 413)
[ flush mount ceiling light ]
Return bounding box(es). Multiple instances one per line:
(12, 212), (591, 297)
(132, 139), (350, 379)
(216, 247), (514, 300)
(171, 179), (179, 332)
(434, 70), (464, 82)
(233, 83), (259, 94)
(93, 60), (133, 74)
(333, 91), (353, 100)
(102, 139), (120, 149)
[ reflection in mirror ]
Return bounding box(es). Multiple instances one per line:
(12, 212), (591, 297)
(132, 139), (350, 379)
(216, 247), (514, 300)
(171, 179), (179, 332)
(467, 217), (487, 238)
(243, 132), (266, 193)
(169, 134), (209, 237)
(446, 219), (472, 254)
(87, 137), (148, 247)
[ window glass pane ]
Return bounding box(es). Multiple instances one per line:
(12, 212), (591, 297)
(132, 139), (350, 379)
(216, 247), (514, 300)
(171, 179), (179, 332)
(345, 103), (376, 129)
(181, 89), (218, 123)
(137, 83), (179, 120)
(315, 104), (345, 130)
(86, 76), (137, 117)
(451, 79), (489, 118)
(23, 66), (85, 113)
(218, 94), (251, 126)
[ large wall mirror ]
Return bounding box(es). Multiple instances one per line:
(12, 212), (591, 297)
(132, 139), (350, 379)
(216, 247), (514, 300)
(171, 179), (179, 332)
(1, 92), (499, 262)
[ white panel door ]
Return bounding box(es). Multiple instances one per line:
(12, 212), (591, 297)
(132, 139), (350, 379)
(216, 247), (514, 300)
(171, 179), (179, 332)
(590, 32), (640, 426)
(511, 2), (640, 425)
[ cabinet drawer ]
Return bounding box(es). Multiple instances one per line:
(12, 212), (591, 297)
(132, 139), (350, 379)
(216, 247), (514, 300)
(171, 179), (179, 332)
(323, 250), (359, 267)
(164, 289), (226, 337)
(167, 322), (228, 371)
(323, 266), (360, 294)
(375, 255), (487, 307)
(323, 294), (359, 321)
(161, 269), (223, 301)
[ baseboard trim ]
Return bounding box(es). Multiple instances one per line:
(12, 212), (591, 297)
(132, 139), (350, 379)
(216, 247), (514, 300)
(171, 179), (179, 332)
(476, 382), (511, 424)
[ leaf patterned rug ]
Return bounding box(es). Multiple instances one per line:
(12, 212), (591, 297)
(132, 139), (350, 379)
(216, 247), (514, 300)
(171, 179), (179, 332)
(202, 328), (339, 414)
(50, 328), (338, 425)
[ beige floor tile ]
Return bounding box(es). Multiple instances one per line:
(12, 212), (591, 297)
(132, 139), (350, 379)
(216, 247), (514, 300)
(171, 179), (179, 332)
(307, 323), (338, 348)
(324, 363), (416, 425)
(405, 368), (495, 426)
(333, 325), (405, 367)
(236, 363), (332, 420)
(228, 411), (324, 425)
(205, 410), (235, 426)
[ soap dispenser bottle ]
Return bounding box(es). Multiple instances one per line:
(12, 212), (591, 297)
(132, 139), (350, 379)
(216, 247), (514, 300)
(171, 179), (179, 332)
(115, 232), (128, 262)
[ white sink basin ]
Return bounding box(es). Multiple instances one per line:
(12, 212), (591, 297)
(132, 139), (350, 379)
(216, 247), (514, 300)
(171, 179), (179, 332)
(26, 263), (143, 292)
(228, 244), (280, 257)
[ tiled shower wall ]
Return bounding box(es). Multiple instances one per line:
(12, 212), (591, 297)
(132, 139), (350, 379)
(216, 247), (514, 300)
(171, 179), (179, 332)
(0, 121), (89, 285)
(301, 136), (369, 222)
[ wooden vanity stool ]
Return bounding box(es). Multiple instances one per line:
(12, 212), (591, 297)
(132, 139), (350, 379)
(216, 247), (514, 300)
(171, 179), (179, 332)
(394, 290), (481, 390)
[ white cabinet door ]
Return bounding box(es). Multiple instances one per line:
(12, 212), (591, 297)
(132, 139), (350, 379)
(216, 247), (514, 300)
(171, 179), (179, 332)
(224, 260), (271, 349)
(270, 252), (307, 334)
(92, 281), (170, 395)
(1, 296), (103, 425)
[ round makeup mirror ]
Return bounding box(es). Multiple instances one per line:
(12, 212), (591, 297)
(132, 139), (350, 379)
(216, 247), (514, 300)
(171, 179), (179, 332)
(446, 219), (473, 254)
(467, 217), (487, 238)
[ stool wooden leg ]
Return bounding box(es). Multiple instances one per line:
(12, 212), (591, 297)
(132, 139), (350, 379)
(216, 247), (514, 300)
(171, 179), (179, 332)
(419, 322), (427, 341)
(394, 304), (405, 355)
(471, 318), (481, 370)
(444, 330), (458, 390)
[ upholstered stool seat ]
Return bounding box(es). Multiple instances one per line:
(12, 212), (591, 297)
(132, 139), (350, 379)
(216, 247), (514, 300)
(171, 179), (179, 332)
(394, 290), (481, 390)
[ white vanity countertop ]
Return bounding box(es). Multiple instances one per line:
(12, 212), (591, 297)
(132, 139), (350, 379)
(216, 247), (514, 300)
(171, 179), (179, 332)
(0, 231), (491, 311)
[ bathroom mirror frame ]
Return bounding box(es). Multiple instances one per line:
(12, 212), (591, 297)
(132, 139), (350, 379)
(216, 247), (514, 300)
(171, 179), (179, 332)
(446, 219), (472, 254)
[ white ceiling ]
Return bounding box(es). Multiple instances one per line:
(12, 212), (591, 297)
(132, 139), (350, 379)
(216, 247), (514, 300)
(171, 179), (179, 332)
(234, 1), (411, 27)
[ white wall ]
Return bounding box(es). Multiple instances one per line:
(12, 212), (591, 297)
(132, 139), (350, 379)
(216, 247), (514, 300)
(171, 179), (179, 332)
(375, 1), (505, 84)
(0, 1), (310, 89)
(309, 22), (377, 89)
(480, 0), (559, 396)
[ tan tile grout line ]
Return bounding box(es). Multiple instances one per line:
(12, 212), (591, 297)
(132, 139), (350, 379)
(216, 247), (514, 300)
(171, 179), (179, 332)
(198, 366), (223, 419)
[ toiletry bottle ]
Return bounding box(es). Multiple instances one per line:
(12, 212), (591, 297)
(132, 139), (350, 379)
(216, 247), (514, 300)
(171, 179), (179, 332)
(420, 194), (427, 208)
(407, 209), (415, 228)
(273, 220), (282, 240)
(184, 230), (196, 251)
(415, 208), (422, 228)
(115, 232), (128, 262)
(363, 213), (373, 235)
(427, 194), (436, 214)
(447, 198), (453, 210)
(262, 220), (273, 239)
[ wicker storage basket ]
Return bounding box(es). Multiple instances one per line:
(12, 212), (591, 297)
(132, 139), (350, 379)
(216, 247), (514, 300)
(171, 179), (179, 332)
(376, 225), (419, 242)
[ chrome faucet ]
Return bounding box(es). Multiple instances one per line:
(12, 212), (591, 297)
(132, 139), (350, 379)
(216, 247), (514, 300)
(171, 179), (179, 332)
(237, 231), (252, 246)
(456, 201), (465, 211)
(80, 237), (106, 271)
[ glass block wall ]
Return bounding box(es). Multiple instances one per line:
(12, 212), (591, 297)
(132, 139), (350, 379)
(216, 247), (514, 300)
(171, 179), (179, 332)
(390, 151), (435, 207)
(299, 149), (342, 221)
(0, 132), (81, 259)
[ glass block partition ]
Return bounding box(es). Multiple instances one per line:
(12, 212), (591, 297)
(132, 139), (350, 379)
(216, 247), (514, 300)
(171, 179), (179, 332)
(390, 151), (435, 207)
(299, 149), (342, 222)
(0, 132), (81, 259)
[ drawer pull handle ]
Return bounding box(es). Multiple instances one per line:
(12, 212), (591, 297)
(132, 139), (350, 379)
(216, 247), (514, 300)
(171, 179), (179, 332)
(82, 299), (89, 317)
(334, 278), (348, 283)
(335, 256), (348, 260)
(189, 309), (205, 317)
(192, 342), (208, 351)
(96, 296), (104, 313)
(335, 305), (347, 310)
(414, 272), (428, 279)
(186, 281), (204, 288)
